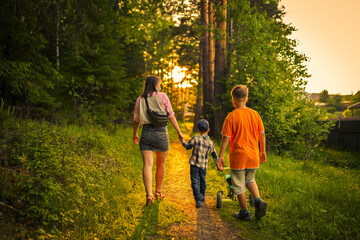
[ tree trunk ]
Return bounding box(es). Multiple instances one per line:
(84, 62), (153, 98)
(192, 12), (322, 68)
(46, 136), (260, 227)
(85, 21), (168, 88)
(208, 0), (215, 105)
(193, 23), (204, 132)
(214, 0), (227, 139)
(208, 0), (216, 135)
(200, 0), (210, 125)
(56, 0), (60, 78)
(227, 8), (233, 82)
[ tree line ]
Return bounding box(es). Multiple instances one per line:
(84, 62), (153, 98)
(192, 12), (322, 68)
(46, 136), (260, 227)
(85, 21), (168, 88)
(317, 89), (360, 118)
(0, 0), (331, 153)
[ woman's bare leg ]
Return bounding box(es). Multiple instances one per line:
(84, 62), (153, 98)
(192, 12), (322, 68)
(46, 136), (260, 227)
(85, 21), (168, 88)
(155, 151), (168, 192)
(141, 150), (154, 196)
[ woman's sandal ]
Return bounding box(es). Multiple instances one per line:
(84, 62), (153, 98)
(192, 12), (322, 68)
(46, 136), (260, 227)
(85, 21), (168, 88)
(155, 191), (165, 200)
(146, 194), (154, 206)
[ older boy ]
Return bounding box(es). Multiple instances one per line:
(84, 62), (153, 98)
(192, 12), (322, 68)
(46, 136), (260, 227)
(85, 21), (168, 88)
(217, 85), (267, 221)
(181, 119), (218, 208)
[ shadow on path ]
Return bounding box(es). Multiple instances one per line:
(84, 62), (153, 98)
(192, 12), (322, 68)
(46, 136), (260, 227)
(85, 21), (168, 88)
(130, 202), (159, 240)
(197, 202), (241, 240)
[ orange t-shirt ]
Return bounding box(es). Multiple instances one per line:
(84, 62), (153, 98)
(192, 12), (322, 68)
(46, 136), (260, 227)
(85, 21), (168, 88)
(221, 108), (265, 170)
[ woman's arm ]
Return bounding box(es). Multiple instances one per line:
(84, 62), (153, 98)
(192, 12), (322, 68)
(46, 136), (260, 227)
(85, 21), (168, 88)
(169, 116), (184, 140)
(133, 121), (140, 144)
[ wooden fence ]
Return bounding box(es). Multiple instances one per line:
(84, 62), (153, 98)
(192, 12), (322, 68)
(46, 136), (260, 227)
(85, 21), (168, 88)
(326, 117), (360, 152)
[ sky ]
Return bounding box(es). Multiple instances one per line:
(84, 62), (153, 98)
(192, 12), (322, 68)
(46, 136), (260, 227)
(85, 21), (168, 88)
(280, 0), (360, 95)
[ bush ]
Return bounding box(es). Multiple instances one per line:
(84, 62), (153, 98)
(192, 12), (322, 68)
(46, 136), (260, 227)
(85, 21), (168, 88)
(326, 106), (336, 113)
(290, 103), (335, 161)
(0, 117), (123, 225)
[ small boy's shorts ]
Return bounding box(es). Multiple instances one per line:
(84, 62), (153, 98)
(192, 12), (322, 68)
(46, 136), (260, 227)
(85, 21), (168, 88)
(231, 168), (257, 195)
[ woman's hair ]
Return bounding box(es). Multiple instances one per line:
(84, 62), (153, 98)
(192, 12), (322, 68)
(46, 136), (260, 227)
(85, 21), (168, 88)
(141, 76), (160, 98)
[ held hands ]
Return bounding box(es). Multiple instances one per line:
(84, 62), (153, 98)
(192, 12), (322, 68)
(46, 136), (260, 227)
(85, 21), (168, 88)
(133, 134), (139, 144)
(217, 157), (225, 171)
(260, 152), (267, 164)
(178, 131), (184, 141)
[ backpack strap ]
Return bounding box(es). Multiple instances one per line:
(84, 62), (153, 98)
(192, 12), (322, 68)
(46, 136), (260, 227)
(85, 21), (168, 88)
(144, 97), (150, 110)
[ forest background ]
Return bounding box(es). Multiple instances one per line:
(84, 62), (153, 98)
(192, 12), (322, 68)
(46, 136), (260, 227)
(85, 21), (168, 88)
(1, 0), (359, 238)
(1, 0), (341, 152)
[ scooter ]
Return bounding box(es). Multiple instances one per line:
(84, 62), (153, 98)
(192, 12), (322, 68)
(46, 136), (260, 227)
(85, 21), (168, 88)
(216, 167), (254, 208)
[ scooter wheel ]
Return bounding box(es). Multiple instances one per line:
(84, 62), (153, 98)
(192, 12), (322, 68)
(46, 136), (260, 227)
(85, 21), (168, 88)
(216, 191), (222, 208)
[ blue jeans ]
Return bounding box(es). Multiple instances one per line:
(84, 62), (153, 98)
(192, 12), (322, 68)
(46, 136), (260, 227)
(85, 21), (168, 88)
(190, 165), (207, 202)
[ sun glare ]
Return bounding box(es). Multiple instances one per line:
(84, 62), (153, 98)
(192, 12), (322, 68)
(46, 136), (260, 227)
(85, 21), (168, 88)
(164, 65), (194, 88)
(172, 66), (186, 83)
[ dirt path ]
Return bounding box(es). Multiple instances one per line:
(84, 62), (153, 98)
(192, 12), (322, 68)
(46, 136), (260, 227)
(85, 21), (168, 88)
(161, 131), (242, 240)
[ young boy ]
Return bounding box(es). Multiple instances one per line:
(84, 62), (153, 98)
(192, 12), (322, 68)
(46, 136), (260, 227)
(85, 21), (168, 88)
(181, 119), (218, 208)
(217, 85), (267, 221)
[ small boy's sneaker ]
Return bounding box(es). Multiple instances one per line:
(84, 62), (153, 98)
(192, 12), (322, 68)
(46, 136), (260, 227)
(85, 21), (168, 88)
(254, 198), (267, 220)
(196, 201), (203, 208)
(234, 209), (251, 221)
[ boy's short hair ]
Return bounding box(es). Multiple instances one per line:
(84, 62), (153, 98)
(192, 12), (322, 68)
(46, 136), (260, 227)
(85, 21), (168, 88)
(231, 85), (248, 101)
(197, 119), (209, 132)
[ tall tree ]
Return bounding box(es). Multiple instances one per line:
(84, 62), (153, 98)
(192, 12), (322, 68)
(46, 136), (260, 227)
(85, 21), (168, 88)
(0, 0), (57, 116)
(213, 0), (227, 138)
(208, 0), (215, 107)
(226, 0), (324, 152)
(200, 0), (211, 124)
(319, 89), (329, 103)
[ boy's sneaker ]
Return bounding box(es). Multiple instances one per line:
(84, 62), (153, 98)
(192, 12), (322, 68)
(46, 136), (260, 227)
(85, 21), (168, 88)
(196, 201), (203, 208)
(234, 209), (251, 221)
(254, 198), (267, 220)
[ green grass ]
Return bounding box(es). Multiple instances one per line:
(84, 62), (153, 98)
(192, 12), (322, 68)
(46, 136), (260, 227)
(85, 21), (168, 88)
(1, 119), (359, 239)
(0, 118), (187, 239)
(211, 151), (360, 239)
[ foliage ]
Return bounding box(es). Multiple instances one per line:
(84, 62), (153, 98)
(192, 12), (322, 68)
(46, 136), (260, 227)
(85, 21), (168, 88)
(351, 90), (360, 103)
(319, 89), (329, 103)
(1, 119), (360, 239)
(319, 147), (360, 169)
(289, 102), (335, 161)
(326, 106), (336, 113)
(0, 0), (184, 124)
(327, 94), (342, 110)
(342, 108), (360, 118)
(225, 0), (329, 153)
(0, 0), (58, 116)
(0, 117), (188, 239)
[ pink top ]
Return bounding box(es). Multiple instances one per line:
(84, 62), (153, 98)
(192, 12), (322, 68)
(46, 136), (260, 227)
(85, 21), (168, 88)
(134, 92), (175, 124)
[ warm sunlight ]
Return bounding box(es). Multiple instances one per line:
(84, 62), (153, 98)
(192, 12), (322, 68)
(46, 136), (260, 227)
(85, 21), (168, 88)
(172, 66), (186, 83)
(164, 65), (194, 88)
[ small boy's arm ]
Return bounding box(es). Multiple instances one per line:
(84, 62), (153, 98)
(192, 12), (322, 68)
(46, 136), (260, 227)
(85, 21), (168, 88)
(181, 137), (194, 150)
(211, 144), (218, 164)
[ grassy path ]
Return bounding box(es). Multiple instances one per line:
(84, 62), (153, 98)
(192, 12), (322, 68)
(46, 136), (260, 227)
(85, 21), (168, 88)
(161, 123), (241, 239)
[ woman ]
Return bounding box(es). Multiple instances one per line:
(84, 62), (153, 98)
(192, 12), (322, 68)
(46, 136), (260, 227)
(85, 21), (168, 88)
(133, 76), (184, 206)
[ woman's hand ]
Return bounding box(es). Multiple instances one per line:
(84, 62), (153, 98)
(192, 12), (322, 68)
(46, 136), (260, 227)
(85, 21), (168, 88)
(133, 121), (140, 144)
(178, 131), (184, 140)
(133, 134), (139, 144)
